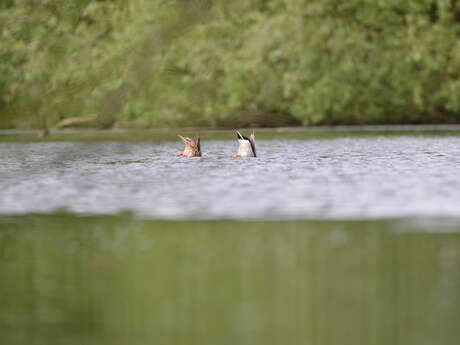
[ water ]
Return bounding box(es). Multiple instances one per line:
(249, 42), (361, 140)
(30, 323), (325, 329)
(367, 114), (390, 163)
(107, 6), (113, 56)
(1, 133), (460, 345)
(1, 215), (460, 345)
(1, 136), (460, 219)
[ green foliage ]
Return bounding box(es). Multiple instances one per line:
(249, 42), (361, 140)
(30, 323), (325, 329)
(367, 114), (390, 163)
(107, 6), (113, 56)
(1, 0), (460, 128)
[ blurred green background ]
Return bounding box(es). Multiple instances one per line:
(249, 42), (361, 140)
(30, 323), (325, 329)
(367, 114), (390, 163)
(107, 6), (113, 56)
(2, 0), (460, 129)
(2, 215), (460, 345)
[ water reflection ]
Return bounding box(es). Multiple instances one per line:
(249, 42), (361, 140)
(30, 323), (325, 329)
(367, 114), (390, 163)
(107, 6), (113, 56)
(1, 215), (459, 345)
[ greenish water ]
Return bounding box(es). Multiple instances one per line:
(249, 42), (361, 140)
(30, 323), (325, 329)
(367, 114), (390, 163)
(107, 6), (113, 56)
(1, 215), (459, 345)
(2, 126), (460, 142)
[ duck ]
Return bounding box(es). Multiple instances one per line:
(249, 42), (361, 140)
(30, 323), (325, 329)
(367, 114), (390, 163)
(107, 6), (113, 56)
(231, 131), (256, 158)
(176, 135), (201, 157)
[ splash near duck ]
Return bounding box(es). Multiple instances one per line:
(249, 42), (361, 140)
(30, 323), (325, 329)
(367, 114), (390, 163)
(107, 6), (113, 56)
(176, 135), (201, 157)
(232, 131), (256, 158)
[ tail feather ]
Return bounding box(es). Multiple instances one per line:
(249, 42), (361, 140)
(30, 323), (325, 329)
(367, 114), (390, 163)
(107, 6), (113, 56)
(236, 131), (250, 141)
(249, 131), (256, 157)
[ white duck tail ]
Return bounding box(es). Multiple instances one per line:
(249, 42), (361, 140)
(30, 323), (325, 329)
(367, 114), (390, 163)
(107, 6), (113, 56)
(236, 131), (256, 157)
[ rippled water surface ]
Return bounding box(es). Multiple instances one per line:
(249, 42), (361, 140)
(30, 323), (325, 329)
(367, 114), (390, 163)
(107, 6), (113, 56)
(1, 136), (460, 219)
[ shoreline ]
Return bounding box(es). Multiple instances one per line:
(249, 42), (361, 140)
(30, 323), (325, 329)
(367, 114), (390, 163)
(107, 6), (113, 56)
(2, 124), (460, 142)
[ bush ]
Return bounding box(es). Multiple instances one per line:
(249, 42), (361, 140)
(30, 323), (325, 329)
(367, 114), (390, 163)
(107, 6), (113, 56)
(1, 0), (460, 128)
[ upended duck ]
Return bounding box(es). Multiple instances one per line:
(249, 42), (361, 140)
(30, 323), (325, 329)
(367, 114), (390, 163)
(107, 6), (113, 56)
(176, 135), (201, 157)
(231, 131), (256, 158)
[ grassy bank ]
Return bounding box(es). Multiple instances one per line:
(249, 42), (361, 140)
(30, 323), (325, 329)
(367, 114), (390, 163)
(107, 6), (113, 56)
(2, 0), (460, 129)
(2, 126), (460, 142)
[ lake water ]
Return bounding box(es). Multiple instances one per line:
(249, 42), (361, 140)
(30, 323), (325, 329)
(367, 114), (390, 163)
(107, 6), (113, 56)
(1, 132), (460, 345)
(1, 136), (460, 219)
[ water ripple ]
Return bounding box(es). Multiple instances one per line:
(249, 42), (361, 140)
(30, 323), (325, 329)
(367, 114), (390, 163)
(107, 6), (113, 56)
(1, 137), (460, 220)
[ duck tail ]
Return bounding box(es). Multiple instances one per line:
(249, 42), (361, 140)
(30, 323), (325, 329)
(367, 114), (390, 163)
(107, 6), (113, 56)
(249, 130), (256, 157)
